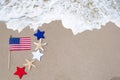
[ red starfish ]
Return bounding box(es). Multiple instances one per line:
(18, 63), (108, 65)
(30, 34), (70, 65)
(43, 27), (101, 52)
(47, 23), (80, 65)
(14, 67), (27, 79)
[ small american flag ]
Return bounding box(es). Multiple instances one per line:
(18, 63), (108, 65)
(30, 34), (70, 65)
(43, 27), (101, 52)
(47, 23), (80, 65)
(9, 37), (31, 51)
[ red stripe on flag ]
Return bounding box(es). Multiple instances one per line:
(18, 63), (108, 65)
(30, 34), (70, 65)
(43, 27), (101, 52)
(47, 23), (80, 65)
(10, 49), (31, 51)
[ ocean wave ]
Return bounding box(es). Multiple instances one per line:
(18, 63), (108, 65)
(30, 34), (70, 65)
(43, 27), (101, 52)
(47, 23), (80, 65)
(0, 0), (120, 35)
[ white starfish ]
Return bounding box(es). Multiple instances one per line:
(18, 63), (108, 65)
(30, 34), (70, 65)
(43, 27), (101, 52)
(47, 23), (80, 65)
(23, 59), (36, 71)
(32, 50), (44, 61)
(34, 39), (47, 51)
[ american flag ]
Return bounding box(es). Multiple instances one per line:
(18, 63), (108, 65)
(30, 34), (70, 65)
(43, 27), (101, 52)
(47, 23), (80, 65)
(9, 37), (31, 51)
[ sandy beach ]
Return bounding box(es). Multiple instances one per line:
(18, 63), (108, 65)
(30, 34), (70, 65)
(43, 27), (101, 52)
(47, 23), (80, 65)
(0, 21), (120, 80)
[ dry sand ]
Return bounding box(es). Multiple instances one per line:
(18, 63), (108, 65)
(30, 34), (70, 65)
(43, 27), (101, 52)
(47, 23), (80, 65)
(0, 21), (120, 80)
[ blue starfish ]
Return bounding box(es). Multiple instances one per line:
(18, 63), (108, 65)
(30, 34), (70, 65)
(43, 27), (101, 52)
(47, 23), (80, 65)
(34, 29), (45, 40)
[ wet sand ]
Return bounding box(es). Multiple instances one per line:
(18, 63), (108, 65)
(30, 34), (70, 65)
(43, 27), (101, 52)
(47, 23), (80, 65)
(0, 21), (120, 80)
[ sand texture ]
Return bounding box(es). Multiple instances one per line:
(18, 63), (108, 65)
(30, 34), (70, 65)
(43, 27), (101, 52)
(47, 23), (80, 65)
(0, 21), (120, 80)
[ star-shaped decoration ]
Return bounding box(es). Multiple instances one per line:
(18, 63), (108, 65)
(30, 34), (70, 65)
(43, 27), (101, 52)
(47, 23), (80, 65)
(32, 50), (44, 61)
(23, 59), (36, 71)
(14, 67), (27, 79)
(34, 29), (45, 40)
(34, 39), (47, 51)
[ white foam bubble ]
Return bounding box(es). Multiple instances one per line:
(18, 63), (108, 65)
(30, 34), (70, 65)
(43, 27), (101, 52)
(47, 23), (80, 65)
(0, 0), (120, 35)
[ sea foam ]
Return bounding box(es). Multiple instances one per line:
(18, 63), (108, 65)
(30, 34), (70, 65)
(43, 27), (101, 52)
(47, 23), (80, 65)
(0, 0), (120, 35)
